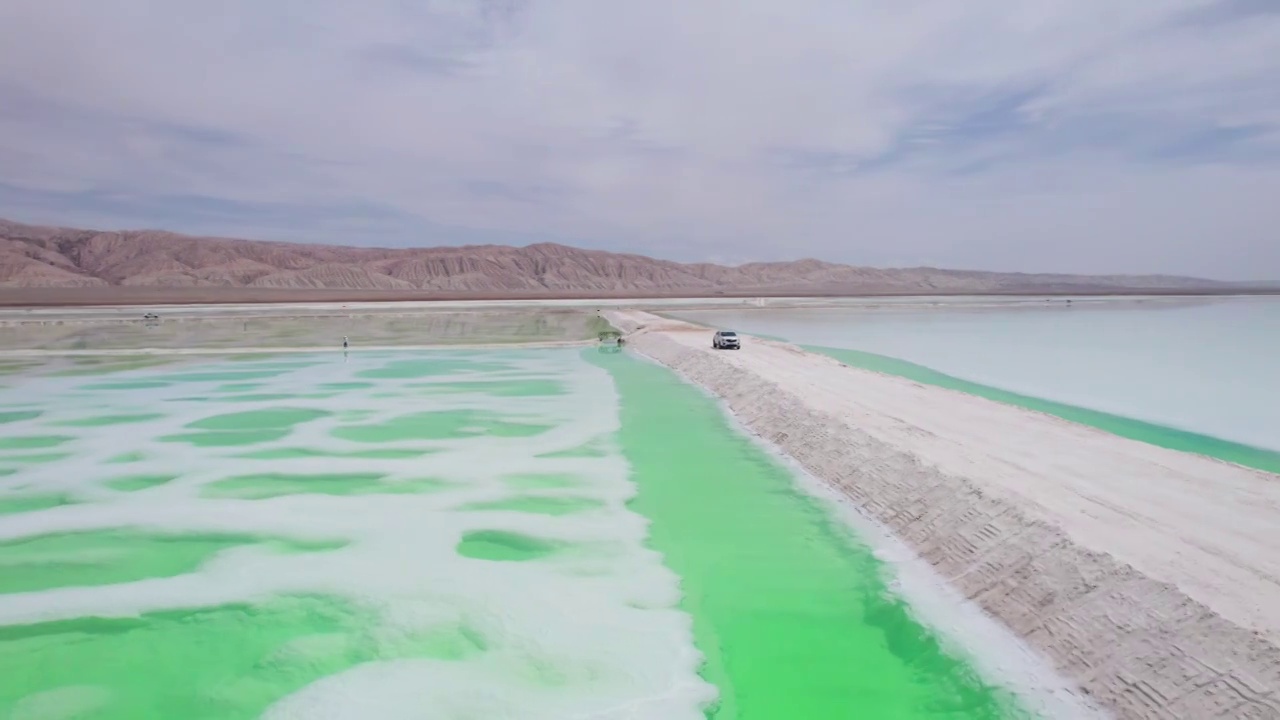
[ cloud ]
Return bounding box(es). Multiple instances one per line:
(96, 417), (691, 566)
(0, 0), (1277, 279)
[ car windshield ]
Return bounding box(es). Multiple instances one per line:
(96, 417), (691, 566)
(721, 332), (737, 337)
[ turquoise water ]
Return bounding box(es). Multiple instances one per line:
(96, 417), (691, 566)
(675, 297), (1280, 467)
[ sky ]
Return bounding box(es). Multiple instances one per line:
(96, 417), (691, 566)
(1, 1), (1278, 279)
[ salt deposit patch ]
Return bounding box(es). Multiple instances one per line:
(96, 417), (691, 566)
(0, 350), (712, 719)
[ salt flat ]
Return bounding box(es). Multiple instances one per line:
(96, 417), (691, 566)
(2, 341), (593, 357)
(0, 348), (713, 719)
(608, 310), (1280, 719)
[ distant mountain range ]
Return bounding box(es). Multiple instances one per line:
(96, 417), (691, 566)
(0, 217), (1260, 296)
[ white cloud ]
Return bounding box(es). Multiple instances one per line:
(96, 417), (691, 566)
(0, 0), (1277, 278)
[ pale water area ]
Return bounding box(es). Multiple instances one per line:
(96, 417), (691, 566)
(0, 343), (1026, 718)
(675, 296), (1280, 456)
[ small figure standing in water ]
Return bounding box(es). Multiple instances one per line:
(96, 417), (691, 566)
(342, 336), (349, 349)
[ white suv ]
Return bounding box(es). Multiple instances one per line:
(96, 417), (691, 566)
(712, 331), (740, 350)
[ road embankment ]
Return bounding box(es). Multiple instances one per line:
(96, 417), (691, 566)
(606, 310), (1280, 719)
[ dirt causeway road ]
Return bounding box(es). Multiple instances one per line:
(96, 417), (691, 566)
(0, 292), (1272, 326)
(609, 310), (1280, 720)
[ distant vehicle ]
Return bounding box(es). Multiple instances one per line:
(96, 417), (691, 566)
(712, 330), (740, 350)
(142, 313), (159, 320)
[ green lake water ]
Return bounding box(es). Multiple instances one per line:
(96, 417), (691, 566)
(590, 350), (1025, 719)
(0, 346), (1036, 719)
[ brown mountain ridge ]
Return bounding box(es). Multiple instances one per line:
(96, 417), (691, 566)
(0, 217), (1241, 296)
